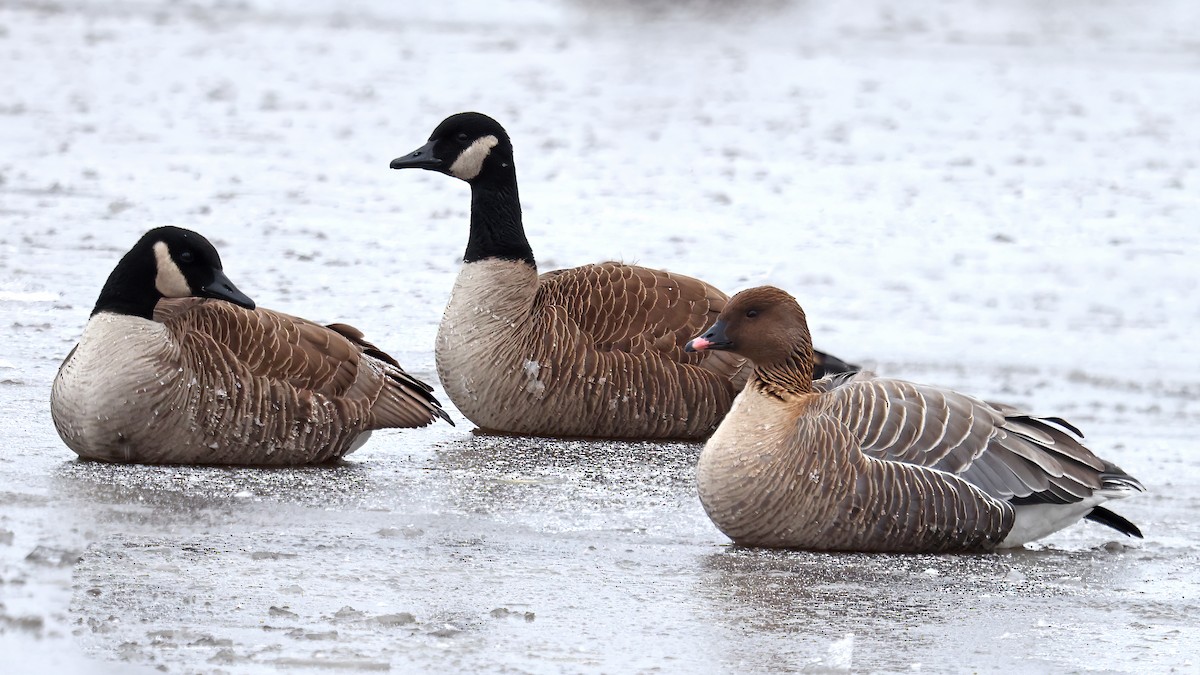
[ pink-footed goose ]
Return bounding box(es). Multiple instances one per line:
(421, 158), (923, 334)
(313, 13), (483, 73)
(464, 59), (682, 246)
(52, 226), (450, 465)
(389, 112), (857, 440)
(685, 286), (1144, 552)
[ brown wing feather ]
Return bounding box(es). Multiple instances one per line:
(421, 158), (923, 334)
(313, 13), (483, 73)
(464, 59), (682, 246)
(154, 298), (447, 429)
(157, 298), (356, 393)
(534, 262), (749, 384)
(818, 374), (1133, 504)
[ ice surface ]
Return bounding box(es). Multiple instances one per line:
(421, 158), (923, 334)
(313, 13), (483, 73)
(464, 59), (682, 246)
(1, 0), (1198, 673)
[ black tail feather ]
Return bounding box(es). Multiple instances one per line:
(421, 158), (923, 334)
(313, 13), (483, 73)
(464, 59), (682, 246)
(812, 349), (860, 380)
(1085, 506), (1143, 538)
(1041, 415), (1085, 438)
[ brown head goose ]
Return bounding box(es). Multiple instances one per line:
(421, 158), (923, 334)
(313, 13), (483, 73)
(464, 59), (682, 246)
(51, 226), (450, 465)
(388, 112), (857, 439)
(685, 285), (1144, 552)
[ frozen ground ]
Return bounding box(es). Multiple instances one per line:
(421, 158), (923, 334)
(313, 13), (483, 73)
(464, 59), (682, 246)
(1, 0), (1199, 672)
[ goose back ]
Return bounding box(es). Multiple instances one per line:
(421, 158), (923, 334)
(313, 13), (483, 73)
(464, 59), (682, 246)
(818, 378), (1113, 503)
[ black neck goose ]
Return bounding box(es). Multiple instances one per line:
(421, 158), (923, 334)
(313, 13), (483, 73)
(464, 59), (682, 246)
(685, 286), (1144, 552)
(389, 112), (857, 440)
(51, 227), (450, 465)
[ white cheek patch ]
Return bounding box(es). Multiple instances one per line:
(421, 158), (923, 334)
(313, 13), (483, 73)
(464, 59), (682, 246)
(448, 135), (499, 180)
(153, 241), (193, 298)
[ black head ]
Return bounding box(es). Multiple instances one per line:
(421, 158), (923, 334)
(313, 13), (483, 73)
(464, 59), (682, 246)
(93, 226), (255, 319)
(390, 112), (515, 184)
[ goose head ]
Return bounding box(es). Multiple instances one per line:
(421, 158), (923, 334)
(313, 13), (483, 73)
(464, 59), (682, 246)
(93, 226), (255, 318)
(390, 112), (515, 185)
(686, 286), (813, 369)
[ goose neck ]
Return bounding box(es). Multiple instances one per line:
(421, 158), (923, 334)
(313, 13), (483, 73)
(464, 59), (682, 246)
(465, 183), (535, 267)
(92, 260), (161, 320)
(751, 346), (816, 400)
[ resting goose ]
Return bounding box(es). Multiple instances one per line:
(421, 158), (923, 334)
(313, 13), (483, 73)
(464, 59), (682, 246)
(389, 112), (857, 439)
(685, 286), (1144, 552)
(52, 226), (450, 465)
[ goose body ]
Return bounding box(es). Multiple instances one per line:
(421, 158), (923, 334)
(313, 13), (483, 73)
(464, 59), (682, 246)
(391, 112), (857, 440)
(686, 286), (1144, 552)
(435, 257), (746, 438)
(52, 227), (449, 465)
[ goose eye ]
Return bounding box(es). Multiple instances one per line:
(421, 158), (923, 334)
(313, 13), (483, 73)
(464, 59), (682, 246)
(456, 132), (470, 143)
(745, 309), (759, 318)
(179, 250), (194, 264)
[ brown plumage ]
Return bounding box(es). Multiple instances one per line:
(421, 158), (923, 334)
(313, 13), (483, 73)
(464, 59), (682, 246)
(52, 227), (449, 465)
(686, 285), (1144, 552)
(155, 298), (447, 433)
(434, 258), (748, 438)
(390, 112), (857, 439)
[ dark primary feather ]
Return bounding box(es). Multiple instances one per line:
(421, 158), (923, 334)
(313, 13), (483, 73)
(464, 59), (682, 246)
(812, 350), (859, 379)
(1085, 506), (1144, 538)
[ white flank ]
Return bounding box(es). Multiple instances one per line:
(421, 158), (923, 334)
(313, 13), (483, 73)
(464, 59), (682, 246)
(999, 499), (1105, 548)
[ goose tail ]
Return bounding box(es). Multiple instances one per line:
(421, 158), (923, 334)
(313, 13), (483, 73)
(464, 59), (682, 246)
(1085, 506), (1143, 538)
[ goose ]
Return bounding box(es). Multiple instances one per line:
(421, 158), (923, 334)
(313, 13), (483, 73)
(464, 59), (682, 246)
(388, 112), (857, 439)
(51, 226), (450, 465)
(684, 285), (1144, 552)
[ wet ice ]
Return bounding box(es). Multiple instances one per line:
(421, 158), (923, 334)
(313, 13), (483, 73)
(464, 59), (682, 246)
(1, 0), (1199, 673)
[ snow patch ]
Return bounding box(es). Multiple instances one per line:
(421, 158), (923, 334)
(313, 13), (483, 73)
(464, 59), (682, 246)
(522, 359), (546, 398)
(0, 291), (57, 302)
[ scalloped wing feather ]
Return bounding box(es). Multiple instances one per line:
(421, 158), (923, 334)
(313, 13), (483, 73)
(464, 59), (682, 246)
(154, 298), (445, 429)
(157, 298), (361, 393)
(533, 262), (749, 384)
(818, 375), (1128, 505)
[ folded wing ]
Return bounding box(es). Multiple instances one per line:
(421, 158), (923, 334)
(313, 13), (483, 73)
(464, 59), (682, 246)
(818, 375), (1142, 505)
(534, 262), (749, 385)
(155, 298), (448, 429)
